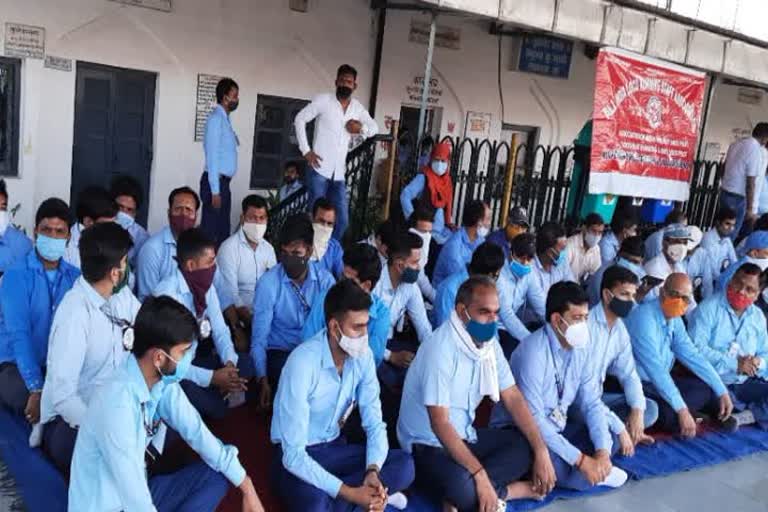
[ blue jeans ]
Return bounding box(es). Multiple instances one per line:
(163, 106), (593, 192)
(200, 172), (232, 246)
(729, 378), (768, 429)
(150, 461), (229, 511)
(273, 437), (415, 512)
(306, 168), (348, 240)
(719, 190), (747, 241)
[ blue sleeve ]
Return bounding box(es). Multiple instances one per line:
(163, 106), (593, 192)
(356, 354), (388, 469)
(368, 301), (390, 367)
(433, 280), (455, 327)
(497, 279), (531, 341)
(576, 358), (613, 453)
(302, 290), (327, 342)
(755, 314), (768, 380)
(406, 287), (432, 343)
(432, 241), (459, 288)
(331, 243), (344, 280)
(525, 276), (547, 322)
(687, 302), (738, 375)
(400, 175), (425, 221)
(204, 111), (224, 194)
(2, 271), (42, 390)
(207, 289), (238, 365)
(214, 267), (235, 311)
(250, 271), (278, 378)
(609, 327), (646, 411)
(137, 242), (161, 301)
(671, 319), (727, 397)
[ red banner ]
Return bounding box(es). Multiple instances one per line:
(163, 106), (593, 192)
(589, 47), (706, 201)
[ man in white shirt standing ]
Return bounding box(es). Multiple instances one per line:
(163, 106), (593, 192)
(294, 64), (379, 241)
(566, 213), (604, 284)
(719, 123), (768, 240)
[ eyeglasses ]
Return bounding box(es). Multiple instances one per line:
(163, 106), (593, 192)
(666, 289), (693, 304)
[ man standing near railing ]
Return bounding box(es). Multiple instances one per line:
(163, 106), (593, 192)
(294, 64), (379, 241)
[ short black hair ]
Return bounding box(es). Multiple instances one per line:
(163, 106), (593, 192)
(337, 64), (358, 79)
(754, 214), (768, 232)
(752, 122), (768, 140)
(324, 278), (371, 324)
(583, 213), (605, 227)
(279, 213), (314, 248)
(312, 197), (336, 217)
(733, 262), (763, 281)
(462, 200), (488, 228)
(546, 281), (589, 323)
(375, 219), (399, 248)
(75, 186), (118, 223)
(176, 227), (215, 266)
(610, 209), (638, 234)
(110, 175), (144, 209)
(664, 208), (687, 226)
(132, 296), (200, 358)
(456, 275), (497, 307)
(343, 243), (382, 290)
(411, 205), (435, 225)
(36, 198), (73, 228)
(600, 265), (639, 292)
(216, 78), (239, 103)
(0, 179), (7, 200)
(387, 231), (422, 263)
(284, 160), (300, 172)
(79, 222), (133, 283)
(469, 242), (504, 276)
(242, 194), (268, 214)
(714, 206), (737, 223)
(619, 235), (645, 259)
(536, 221), (566, 254)
(168, 186), (201, 211)
(511, 233), (536, 259)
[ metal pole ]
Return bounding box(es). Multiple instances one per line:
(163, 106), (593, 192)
(695, 74), (717, 161)
(383, 120), (400, 220)
(500, 133), (519, 227)
(417, 12), (437, 143)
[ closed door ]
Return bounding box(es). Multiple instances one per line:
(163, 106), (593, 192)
(71, 62), (156, 225)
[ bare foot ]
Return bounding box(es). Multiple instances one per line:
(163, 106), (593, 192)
(505, 481), (546, 501)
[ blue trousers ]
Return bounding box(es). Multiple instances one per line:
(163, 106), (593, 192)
(200, 172), (232, 247)
(306, 168), (348, 241)
(642, 375), (719, 432)
(181, 351), (254, 420)
(549, 422), (619, 491)
(719, 190), (748, 242)
(601, 393), (659, 429)
(273, 438), (415, 512)
(150, 461), (229, 511)
(729, 378), (768, 429)
(413, 428), (532, 512)
(42, 416), (78, 476)
(267, 349), (292, 397)
(0, 363), (30, 415)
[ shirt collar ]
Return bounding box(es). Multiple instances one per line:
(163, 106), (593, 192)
(174, 268), (192, 296)
(544, 324), (566, 357)
(236, 227), (252, 248)
(592, 303), (609, 328)
(319, 330), (337, 370)
(78, 276), (108, 309)
(126, 354), (151, 404)
(378, 265), (395, 293)
(279, 260), (319, 284)
(162, 226), (176, 247)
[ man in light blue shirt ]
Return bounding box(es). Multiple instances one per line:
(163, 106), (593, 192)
(303, 243), (389, 366)
(644, 208), (687, 261)
(154, 228), (251, 419)
(311, 197), (344, 279)
(272, 279), (414, 511)
(0, 179), (31, 274)
(63, 186), (118, 269)
(111, 175), (150, 268)
(717, 230), (768, 291)
(625, 273), (733, 437)
(588, 236), (649, 307)
(397, 276), (556, 509)
(701, 206), (738, 284)
(201, 77), (240, 245)
(492, 281), (627, 491)
(68, 296), (264, 512)
(279, 161), (303, 202)
(0, 199), (79, 424)
(251, 213), (335, 409)
(432, 200), (490, 287)
(587, 266), (658, 456)
(689, 263), (768, 431)
(599, 210), (638, 265)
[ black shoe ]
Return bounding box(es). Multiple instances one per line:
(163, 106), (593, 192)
(718, 416), (739, 433)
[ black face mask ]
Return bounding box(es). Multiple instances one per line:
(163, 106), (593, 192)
(608, 294), (635, 318)
(282, 253), (308, 280)
(228, 100), (239, 112)
(336, 86), (353, 100)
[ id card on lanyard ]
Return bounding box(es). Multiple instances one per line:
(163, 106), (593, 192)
(289, 281), (311, 315)
(727, 309), (748, 358)
(547, 332), (570, 430)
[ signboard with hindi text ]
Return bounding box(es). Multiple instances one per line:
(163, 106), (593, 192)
(4, 23), (45, 59)
(518, 34), (572, 79)
(589, 47), (706, 202)
(194, 74), (222, 142)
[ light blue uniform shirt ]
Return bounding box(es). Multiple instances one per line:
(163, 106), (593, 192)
(69, 356), (246, 511)
(432, 228), (485, 288)
(250, 262), (335, 378)
(497, 262), (546, 339)
(521, 255), (575, 323)
(203, 105), (239, 194)
(122, 217), (150, 267)
(588, 257), (647, 307)
(271, 331), (388, 498)
(644, 229), (665, 261)
(433, 268), (469, 327)
(397, 314), (515, 452)
(400, 174), (452, 244)
(316, 238), (344, 280)
(0, 251), (80, 391)
(587, 305), (646, 434)
(302, 289), (390, 367)
(491, 326), (611, 465)
(0, 225), (32, 273)
(625, 299), (727, 411)
(153, 268), (239, 366)
(279, 181), (303, 202)
(701, 228), (737, 283)
(486, 229), (511, 259)
(599, 231), (620, 266)
(372, 265), (432, 343)
(688, 293), (768, 385)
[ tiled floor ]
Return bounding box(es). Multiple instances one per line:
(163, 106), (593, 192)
(543, 452), (768, 512)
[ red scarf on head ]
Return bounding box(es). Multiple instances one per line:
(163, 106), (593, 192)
(423, 142), (453, 222)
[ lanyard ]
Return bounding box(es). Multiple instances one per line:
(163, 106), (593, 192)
(727, 308), (748, 341)
(140, 402), (162, 439)
(289, 281), (311, 313)
(45, 270), (63, 313)
(546, 332), (571, 403)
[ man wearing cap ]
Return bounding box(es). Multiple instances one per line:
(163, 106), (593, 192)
(565, 213), (605, 284)
(488, 207), (530, 260)
(717, 230), (768, 291)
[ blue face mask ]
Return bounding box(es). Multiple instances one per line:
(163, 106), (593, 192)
(552, 248), (566, 266)
(462, 309), (498, 342)
(617, 257), (644, 277)
(36, 234), (68, 262)
(431, 160), (448, 176)
(116, 210), (135, 230)
(510, 258), (532, 278)
(157, 342), (196, 385)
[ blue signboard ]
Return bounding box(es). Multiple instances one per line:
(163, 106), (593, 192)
(518, 34), (573, 79)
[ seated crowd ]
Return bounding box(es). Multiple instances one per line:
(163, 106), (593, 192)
(1, 166), (768, 512)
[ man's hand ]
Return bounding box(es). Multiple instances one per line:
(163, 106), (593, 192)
(473, 469), (499, 512)
(618, 429), (635, 457)
(212, 364), (248, 394)
(236, 306), (253, 324)
(346, 120), (363, 134)
(626, 408), (645, 445)
(718, 393), (734, 421)
(212, 194), (222, 210)
(257, 377), (272, 411)
(232, 327), (250, 353)
(389, 350), (415, 369)
(239, 476), (265, 512)
(577, 454), (608, 486)
(738, 355), (758, 377)
(746, 211), (758, 226)
(304, 151), (323, 169)
(339, 484), (387, 510)
(677, 408), (698, 438)
(24, 391), (41, 425)
(530, 449), (556, 496)
(363, 469), (388, 508)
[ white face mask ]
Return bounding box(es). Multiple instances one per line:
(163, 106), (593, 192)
(666, 243), (687, 263)
(242, 222), (266, 243)
(557, 317), (590, 349)
(477, 225), (490, 238)
(116, 210), (135, 230)
(0, 210), (10, 236)
(748, 256), (768, 272)
(409, 228), (431, 270)
(584, 231), (602, 249)
(313, 223), (334, 260)
(337, 327), (369, 359)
